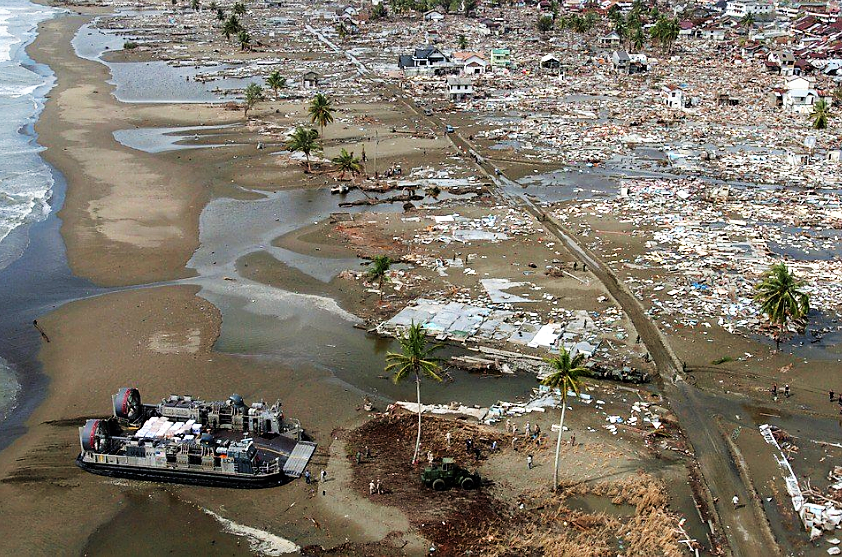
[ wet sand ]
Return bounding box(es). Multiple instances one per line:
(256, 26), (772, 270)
(0, 12), (425, 555)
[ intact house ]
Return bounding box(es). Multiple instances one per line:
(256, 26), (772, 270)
(540, 53), (562, 70)
(663, 85), (686, 109)
(447, 76), (473, 102)
(423, 8), (444, 22)
(490, 48), (512, 69)
(452, 51), (489, 75)
(770, 76), (830, 113)
(598, 31), (621, 49)
(302, 71), (321, 89)
(611, 50), (648, 75)
(766, 50), (796, 76)
(398, 46), (455, 76)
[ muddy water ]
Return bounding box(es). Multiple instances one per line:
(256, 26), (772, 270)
(186, 186), (540, 407)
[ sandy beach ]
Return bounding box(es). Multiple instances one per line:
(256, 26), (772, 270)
(0, 1), (839, 555)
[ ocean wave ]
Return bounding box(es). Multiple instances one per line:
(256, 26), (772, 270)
(0, 355), (20, 422)
(0, 0), (59, 250)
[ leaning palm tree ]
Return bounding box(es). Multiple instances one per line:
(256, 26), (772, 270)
(266, 70), (286, 97)
(286, 127), (319, 172)
(541, 348), (590, 491)
(216, 7), (225, 21)
(332, 148), (362, 180)
(237, 29), (251, 51)
(366, 255), (392, 300)
(233, 1), (246, 16)
(754, 263), (810, 350)
(385, 323), (443, 465)
(308, 93), (336, 142)
(810, 99), (830, 130)
(243, 83), (264, 118)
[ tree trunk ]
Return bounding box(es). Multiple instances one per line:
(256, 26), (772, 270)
(378, 276), (384, 301)
(305, 154), (311, 173)
(553, 395), (567, 491)
(413, 372), (422, 465)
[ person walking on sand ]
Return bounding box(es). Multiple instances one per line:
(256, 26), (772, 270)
(525, 422), (531, 436)
(505, 419), (511, 433)
(446, 431), (452, 448)
(366, 445), (371, 459)
(831, 390), (835, 402)
(369, 480), (375, 495)
(376, 478), (382, 494)
(732, 495), (739, 509)
(356, 451), (362, 465)
(771, 383), (778, 400)
(304, 470), (311, 484)
(784, 384), (790, 398)
(320, 469), (327, 483)
(491, 440), (497, 452)
(512, 436), (518, 451)
(527, 454), (533, 470)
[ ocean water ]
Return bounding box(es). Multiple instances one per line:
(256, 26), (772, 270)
(0, 0), (59, 420)
(0, 0), (58, 268)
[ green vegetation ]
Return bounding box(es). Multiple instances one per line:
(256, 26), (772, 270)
(366, 255), (392, 300)
(385, 323), (444, 464)
(222, 15), (241, 40)
(754, 263), (810, 350)
(457, 34), (467, 50)
(233, 1), (246, 16)
(332, 148), (363, 181)
(265, 70), (286, 97)
(711, 356), (734, 365)
(237, 29), (251, 51)
(541, 348), (589, 491)
(650, 16), (680, 53)
(371, 2), (387, 19)
(308, 93), (336, 142)
(537, 15), (554, 34)
(123, 40), (138, 50)
(811, 99), (830, 130)
(286, 127), (320, 172)
(243, 83), (264, 118)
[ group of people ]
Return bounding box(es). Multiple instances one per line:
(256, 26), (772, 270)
(369, 478), (385, 495)
(506, 419), (543, 451)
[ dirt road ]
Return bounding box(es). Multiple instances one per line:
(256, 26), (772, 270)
(308, 25), (779, 557)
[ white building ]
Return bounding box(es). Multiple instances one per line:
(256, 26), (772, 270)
(782, 76), (820, 113)
(725, 1), (775, 18)
(447, 76), (473, 102)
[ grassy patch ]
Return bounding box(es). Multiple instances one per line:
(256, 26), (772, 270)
(712, 356), (734, 365)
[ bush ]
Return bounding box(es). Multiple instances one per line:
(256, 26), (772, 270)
(123, 41), (138, 50)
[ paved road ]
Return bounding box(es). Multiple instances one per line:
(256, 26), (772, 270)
(306, 24), (778, 557)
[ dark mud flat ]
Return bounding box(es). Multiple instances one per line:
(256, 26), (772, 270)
(83, 489), (253, 556)
(0, 166), (105, 450)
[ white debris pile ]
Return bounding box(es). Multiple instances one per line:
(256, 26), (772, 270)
(555, 178), (842, 339)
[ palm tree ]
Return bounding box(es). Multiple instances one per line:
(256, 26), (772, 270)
(266, 70), (286, 97)
(631, 25), (646, 51)
(208, 1), (217, 10)
(223, 15), (240, 40)
(811, 99), (830, 130)
(651, 16), (680, 53)
(286, 127), (319, 172)
(233, 1), (246, 16)
(308, 93), (335, 142)
(754, 263), (810, 350)
(237, 29), (251, 51)
(191, 0), (200, 11)
(541, 348), (590, 491)
(243, 83), (264, 118)
(216, 7), (225, 21)
(366, 255), (392, 300)
(537, 15), (554, 34)
(740, 13), (755, 30)
(457, 34), (467, 50)
(385, 323), (443, 465)
(332, 148), (363, 180)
